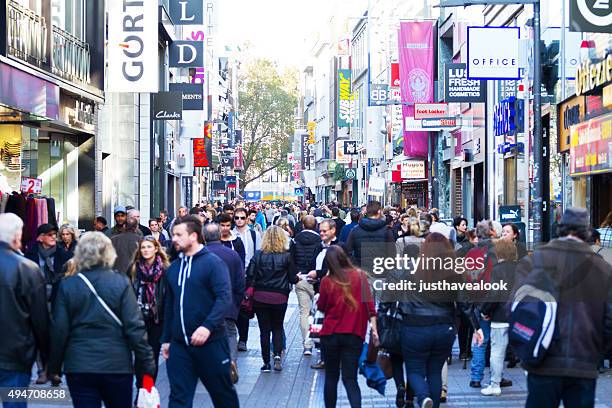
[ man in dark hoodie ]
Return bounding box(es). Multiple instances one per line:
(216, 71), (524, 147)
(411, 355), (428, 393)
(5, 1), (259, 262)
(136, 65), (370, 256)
(291, 215), (322, 356)
(161, 216), (239, 408)
(345, 201), (395, 270)
(519, 208), (612, 408)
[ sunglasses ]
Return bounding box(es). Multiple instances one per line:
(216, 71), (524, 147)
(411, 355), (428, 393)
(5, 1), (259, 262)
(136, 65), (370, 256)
(234, 216), (246, 220)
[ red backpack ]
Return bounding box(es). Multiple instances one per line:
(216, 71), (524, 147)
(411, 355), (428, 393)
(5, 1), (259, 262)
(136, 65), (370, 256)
(464, 245), (493, 284)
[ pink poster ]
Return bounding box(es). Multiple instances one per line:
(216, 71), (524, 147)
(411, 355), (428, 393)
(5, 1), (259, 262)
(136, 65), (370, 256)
(398, 21), (435, 158)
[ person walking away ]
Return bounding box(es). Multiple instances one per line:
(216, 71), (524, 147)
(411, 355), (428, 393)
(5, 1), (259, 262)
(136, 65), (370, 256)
(291, 215), (322, 356)
(219, 214), (246, 265)
(111, 217), (142, 276)
(110, 206), (127, 236)
(48, 232), (155, 408)
(129, 237), (169, 388)
(204, 223), (245, 383)
(0, 214), (50, 408)
(161, 216), (239, 408)
(517, 208), (612, 408)
(345, 201), (395, 270)
(597, 210), (612, 248)
(339, 210), (360, 244)
(317, 245), (377, 408)
(246, 226), (298, 372)
(331, 207), (345, 238)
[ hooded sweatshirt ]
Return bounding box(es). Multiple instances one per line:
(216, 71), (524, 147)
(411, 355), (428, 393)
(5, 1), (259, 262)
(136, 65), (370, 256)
(161, 246), (232, 346)
(346, 217), (395, 267)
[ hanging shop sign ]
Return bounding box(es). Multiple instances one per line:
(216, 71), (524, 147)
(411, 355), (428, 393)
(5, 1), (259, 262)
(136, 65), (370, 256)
(370, 84), (390, 106)
(107, 0), (158, 92)
(193, 138), (211, 167)
(343, 140), (358, 155)
(20, 177), (42, 194)
(169, 83), (204, 110)
(368, 176), (386, 197)
(401, 160), (426, 179)
(301, 134), (311, 169)
(445, 63), (486, 103)
(307, 121), (316, 144)
(570, 0), (612, 33)
(169, 0), (203, 25)
(558, 95), (586, 153)
(153, 92), (183, 120)
(335, 141), (351, 164)
(604, 84), (612, 108)
(169, 41), (204, 67)
(183, 176), (193, 208)
(245, 191), (261, 201)
(338, 69), (356, 127)
(345, 168), (357, 180)
(467, 26), (520, 80)
(294, 187), (304, 197)
(493, 97), (524, 136)
(575, 54), (612, 97)
(499, 205), (521, 223)
(414, 103), (448, 119)
(569, 112), (612, 176)
(421, 117), (458, 128)
(391, 63), (400, 87)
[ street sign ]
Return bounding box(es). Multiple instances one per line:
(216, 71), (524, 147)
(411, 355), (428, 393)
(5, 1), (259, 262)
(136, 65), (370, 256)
(421, 117), (458, 128)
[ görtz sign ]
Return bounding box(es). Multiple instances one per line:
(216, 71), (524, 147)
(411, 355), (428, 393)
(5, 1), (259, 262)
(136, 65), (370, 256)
(467, 26), (520, 80)
(414, 103), (448, 119)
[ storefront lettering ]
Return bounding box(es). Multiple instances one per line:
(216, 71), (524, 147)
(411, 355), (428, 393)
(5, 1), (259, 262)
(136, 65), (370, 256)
(575, 54), (612, 96)
(121, 0), (146, 82)
(563, 105), (581, 130)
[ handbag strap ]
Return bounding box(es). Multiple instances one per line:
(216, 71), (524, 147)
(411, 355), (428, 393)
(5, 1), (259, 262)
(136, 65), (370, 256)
(78, 273), (123, 327)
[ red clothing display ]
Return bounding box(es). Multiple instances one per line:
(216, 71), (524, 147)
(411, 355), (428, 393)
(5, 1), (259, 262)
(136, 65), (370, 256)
(317, 269), (376, 340)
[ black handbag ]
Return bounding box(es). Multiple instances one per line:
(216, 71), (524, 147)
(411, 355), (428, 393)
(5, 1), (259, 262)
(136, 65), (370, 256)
(377, 302), (402, 354)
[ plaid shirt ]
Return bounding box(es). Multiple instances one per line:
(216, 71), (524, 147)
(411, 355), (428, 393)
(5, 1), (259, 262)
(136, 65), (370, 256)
(598, 227), (612, 248)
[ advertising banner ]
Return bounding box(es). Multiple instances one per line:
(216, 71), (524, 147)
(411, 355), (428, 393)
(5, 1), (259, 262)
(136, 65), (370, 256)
(401, 160), (426, 179)
(570, 113), (612, 176)
(338, 69), (357, 127)
(391, 63), (400, 87)
(301, 134), (311, 169)
(467, 27), (520, 80)
(170, 0), (203, 25)
(245, 191), (262, 201)
(570, 0), (612, 33)
(169, 83), (204, 110)
(398, 21), (434, 158)
(193, 137), (211, 167)
(153, 92), (183, 120)
(558, 95), (585, 153)
(445, 63), (486, 102)
(107, 0), (158, 92)
(169, 41), (204, 67)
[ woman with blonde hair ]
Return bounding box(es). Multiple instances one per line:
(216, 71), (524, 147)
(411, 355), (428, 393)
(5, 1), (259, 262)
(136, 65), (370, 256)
(48, 232), (155, 408)
(276, 217), (294, 245)
(246, 226), (298, 372)
(59, 223), (78, 258)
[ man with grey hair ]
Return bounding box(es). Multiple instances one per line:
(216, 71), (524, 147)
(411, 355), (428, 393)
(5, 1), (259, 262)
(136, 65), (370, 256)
(111, 217), (142, 276)
(204, 223), (245, 384)
(0, 213), (50, 393)
(127, 208), (151, 237)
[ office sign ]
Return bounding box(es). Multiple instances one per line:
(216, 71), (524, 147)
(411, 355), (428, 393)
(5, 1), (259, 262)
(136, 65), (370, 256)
(445, 63), (486, 102)
(169, 83), (203, 110)
(558, 95), (585, 153)
(169, 41), (204, 67)
(499, 205), (521, 223)
(570, 0), (612, 33)
(153, 92), (182, 120)
(414, 103), (448, 119)
(107, 0), (158, 92)
(467, 26), (520, 80)
(170, 0), (203, 25)
(401, 160), (425, 179)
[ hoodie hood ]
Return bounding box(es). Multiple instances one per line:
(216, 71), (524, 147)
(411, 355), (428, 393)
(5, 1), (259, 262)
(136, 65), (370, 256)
(295, 229), (321, 245)
(359, 217), (388, 232)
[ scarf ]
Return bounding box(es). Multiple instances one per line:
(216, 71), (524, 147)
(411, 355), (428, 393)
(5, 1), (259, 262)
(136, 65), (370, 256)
(137, 255), (164, 323)
(38, 244), (57, 278)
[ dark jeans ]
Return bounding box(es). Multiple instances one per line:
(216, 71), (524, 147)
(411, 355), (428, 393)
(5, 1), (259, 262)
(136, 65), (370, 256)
(66, 373), (132, 408)
(458, 312), (473, 357)
(136, 321), (163, 388)
(166, 339), (239, 408)
(0, 369), (30, 408)
(320, 334), (363, 408)
(401, 324), (456, 408)
(526, 374), (596, 408)
(389, 352), (414, 401)
(237, 310), (250, 343)
(254, 301), (288, 364)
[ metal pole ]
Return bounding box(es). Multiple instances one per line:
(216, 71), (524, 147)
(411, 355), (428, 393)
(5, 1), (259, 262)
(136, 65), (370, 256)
(560, 0), (566, 100)
(532, 0), (545, 244)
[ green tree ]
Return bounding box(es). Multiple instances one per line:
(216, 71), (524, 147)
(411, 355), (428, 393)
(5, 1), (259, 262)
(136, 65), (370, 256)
(238, 59), (297, 192)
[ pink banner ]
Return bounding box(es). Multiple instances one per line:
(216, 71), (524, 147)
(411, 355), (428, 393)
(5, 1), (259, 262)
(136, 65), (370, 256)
(398, 21), (435, 158)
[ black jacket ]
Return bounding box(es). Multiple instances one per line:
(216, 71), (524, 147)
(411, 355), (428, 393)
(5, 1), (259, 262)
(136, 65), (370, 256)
(25, 244), (71, 285)
(49, 268), (155, 377)
(206, 242), (246, 320)
(480, 260), (519, 323)
(518, 238), (612, 379)
(246, 251), (298, 296)
(333, 218), (346, 238)
(291, 229), (322, 273)
(131, 262), (168, 326)
(0, 242), (49, 373)
(221, 236), (246, 266)
(346, 217), (395, 268)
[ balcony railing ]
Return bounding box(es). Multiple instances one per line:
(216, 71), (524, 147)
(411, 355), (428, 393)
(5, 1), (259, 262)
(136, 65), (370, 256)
(51, 25), (90, 84)
(7, 0), (47, 66)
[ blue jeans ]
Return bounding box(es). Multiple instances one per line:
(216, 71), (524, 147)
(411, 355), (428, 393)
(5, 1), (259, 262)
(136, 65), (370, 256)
(470, 317), (491, 382)
(0, 369), (30, 408)
(66, 373), (132, 408)
(401, 324), (456, 408)
(526, 374), (595, 408)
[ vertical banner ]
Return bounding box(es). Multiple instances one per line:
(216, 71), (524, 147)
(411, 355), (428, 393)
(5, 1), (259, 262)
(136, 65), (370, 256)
(107, 0), (158, 92)
(183, 176), (193, 208)
(338, 69), (356, 127)
(193, 121), (212, 167)
(398, 21), (434, 157)
(301, 134), (311, 170)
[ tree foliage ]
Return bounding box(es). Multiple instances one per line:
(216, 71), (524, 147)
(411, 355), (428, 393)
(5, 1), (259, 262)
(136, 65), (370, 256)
(238, 59), (297, 191)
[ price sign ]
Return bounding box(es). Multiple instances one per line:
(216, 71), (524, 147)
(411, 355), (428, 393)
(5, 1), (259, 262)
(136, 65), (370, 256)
(20, 177), (42, 194)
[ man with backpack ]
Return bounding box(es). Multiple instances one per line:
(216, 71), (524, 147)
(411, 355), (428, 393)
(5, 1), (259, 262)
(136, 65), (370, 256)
(513, 208), (612, 407)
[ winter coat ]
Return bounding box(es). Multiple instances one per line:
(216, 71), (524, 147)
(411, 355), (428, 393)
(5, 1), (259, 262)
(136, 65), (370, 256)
(206, 242), (246, 320)
(345, 217), (395, 267)
(291, 229), (322, 273)
(246, 250), (298, 296)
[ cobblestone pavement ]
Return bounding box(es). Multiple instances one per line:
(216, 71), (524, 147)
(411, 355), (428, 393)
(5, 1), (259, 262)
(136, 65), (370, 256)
(29, 293), (612, 407)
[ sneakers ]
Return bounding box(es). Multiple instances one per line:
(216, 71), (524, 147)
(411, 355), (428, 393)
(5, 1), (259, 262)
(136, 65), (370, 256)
(273, 356), (282, 371)
(237, 341), (247, 352)
(440, 389), (447, 403)
(230, 362), (239, 384)
(481, 384), (502, 396)
(260, 363), (271, 373)
(303, 347), (313, 356)
(421, 397), (433, 408)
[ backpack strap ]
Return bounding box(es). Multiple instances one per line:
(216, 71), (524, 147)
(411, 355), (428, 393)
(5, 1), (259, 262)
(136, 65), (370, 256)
(250, 229), (257, 248)
(78, 273), (123, 327)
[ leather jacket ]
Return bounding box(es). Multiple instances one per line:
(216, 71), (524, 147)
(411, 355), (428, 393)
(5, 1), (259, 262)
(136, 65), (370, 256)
(247, 250), (298, 295)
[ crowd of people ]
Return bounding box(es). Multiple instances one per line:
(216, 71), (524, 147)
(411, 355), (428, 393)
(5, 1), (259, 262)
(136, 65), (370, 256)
(1, 198), (612, 408)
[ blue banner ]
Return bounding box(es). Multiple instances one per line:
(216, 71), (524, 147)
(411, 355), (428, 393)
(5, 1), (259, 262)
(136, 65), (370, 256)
(245, 191), (261, 201)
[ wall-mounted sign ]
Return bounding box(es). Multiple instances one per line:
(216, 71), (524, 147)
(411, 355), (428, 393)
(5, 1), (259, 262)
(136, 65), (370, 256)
(169, 41), (204, 67)
(421, 117), (457, 128)
(499, 205), (521, 223)
(493, 97), (524, 136)
(169, 83), (203, 110)
(558, 95), (585, 153)
(575, 54), (612, 97)
(467, 26), (520, 80)
(170, 0), (203, 25)
(338, 69), (356, 127)
(570, 0), (612, 33)
(307, 121), (316, 144)
(345, 168), (357, 180)
(193, 137), (211, 167)
(445, 63), (486, 102)
(153, 92), (183, 120)
(20, 177), (42, 194)
(245, 191), (261, 201)
(343, 140), (358, 155)
(401, 160), (426, 179)
(391, 63), (400, 87)
(370, 83), (389, 106)
(107, 0), (158, 92)
(414, 103), (448, 119)
(570, 112), (612, 176)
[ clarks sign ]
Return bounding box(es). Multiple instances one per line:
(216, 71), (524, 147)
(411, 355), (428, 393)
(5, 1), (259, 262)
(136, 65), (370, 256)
(107, 0), (159, 92)
(153, 92), (183, 120)
(575, 54), (612, 97)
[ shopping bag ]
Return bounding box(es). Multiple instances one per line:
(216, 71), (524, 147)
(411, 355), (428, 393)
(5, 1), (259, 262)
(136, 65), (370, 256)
(136, 386), (160, 408)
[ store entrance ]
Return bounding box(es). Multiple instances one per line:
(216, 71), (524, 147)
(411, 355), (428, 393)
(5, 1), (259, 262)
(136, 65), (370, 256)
(592, 173), (612, 227)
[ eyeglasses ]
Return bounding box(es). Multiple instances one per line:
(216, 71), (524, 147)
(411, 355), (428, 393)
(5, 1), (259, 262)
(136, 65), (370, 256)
(234, 216), (246, 220)
(319, 229), (330, 233)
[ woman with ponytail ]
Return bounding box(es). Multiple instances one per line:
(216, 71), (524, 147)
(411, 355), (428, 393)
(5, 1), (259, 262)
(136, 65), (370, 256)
(317, 245), (377, 408)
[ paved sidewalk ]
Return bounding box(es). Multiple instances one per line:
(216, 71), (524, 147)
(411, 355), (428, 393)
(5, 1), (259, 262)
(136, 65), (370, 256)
(26, 293), (612, 407)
